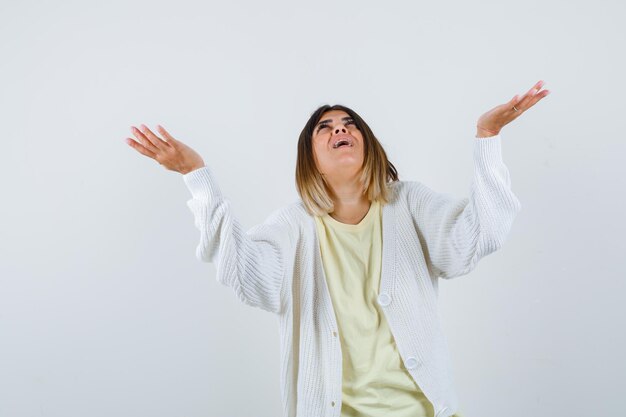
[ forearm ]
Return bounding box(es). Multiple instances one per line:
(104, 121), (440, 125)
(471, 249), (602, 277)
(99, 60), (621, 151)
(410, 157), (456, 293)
(412, 135), (521, 279)
(183, 166), (288, 314)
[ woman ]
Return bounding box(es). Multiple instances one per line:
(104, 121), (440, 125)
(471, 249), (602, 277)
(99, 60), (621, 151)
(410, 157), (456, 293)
(125, 80), (549, 417)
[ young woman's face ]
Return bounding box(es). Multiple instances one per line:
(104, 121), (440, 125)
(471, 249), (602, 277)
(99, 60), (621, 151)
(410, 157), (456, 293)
(311, 110), (365, 181)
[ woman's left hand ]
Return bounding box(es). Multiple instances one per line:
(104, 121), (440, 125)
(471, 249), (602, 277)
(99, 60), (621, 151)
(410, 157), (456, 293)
(476, 80), (550, 138)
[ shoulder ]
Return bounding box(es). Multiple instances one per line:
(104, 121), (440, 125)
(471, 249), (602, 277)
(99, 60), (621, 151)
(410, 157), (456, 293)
(386, 179), (425, 201)
(386, 179), (452, 210)
(262, 200), (310, 229)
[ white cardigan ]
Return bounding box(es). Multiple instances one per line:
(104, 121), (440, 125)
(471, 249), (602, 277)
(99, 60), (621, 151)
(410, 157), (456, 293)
(182, 134), (522, 417)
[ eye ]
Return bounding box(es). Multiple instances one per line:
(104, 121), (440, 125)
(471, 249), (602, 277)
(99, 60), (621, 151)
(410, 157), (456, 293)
(316, 119), (356, 133)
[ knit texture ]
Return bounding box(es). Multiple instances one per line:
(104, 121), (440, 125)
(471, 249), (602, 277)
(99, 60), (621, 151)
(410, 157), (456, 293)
(183, 134), (521, 417)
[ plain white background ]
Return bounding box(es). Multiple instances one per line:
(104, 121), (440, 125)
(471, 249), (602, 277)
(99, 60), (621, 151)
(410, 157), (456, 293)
(1, 0), (624, 416)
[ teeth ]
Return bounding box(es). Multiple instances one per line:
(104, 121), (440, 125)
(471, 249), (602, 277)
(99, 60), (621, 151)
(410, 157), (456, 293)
(333, 139), (352, 148)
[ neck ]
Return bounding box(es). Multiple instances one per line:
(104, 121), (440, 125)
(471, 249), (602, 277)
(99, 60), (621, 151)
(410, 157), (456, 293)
(324, 175), (371, 224)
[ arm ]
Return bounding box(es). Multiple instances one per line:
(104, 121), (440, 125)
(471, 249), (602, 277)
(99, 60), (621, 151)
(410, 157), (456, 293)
(410, 134), (522, 279)
(183, 166), (293, 314)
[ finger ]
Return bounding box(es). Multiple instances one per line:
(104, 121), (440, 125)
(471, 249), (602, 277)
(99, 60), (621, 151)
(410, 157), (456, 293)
(531, 79), (544, 90)
(524, 89), (549, 111)
(507, 95), (523, 115)
(131, 126), (160, 153)
(126, 137), (157, 159)
(523, 79), (544, 95)
(518, 81), (549, 111)
(513, 81), (543, 112)
(156, 124), (178, 144)
(139, 124), (169, 150)
(531, 88), (550, 104)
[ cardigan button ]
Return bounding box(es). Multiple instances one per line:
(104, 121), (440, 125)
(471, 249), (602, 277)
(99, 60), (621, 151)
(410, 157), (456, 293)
(377, 292), (391, 306)
(404, 356), (418, 370)
(331, 401), (336, 407)
(332, 331), (337, 337)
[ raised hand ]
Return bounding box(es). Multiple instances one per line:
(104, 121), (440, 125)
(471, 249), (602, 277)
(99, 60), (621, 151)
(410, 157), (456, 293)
(125, 124), (205, 174)
(476, 80), (550, 138)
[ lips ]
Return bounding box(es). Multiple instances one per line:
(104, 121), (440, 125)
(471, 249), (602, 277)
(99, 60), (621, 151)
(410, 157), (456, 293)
(331, 135), (354, 149)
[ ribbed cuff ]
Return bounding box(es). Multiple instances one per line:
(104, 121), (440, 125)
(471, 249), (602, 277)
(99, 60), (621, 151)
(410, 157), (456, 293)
(473, 133), (503, 170)
(182, 166), (223, 201)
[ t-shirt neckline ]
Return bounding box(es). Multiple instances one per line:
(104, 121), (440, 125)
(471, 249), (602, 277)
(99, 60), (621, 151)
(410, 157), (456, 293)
(322, 200), (379, 231)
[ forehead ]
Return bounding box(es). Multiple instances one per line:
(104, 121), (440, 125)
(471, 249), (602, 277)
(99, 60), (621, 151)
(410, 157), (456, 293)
(318, 109), (351, 121)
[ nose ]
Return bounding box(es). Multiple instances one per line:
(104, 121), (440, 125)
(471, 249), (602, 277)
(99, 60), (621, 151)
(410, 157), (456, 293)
(333, 124), (348, 135)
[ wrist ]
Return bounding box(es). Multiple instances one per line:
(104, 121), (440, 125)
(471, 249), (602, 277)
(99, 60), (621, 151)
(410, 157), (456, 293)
(181, 164), (205, 175)
(476, 124), (500, 138)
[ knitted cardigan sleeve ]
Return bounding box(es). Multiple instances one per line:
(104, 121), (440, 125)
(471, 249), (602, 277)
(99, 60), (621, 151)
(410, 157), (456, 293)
(409, 134), (522, 279)
(182, 166), (293, 314)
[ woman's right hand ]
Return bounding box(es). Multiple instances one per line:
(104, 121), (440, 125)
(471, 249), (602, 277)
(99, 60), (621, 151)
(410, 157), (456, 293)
(125, 124), (205, 175)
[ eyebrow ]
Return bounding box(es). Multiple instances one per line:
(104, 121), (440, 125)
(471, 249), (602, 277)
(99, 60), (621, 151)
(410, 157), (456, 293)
(315, 116), (353, 130)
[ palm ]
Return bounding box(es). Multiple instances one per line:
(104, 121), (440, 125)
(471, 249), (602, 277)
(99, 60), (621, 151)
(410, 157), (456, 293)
(478, 80), (550, 134)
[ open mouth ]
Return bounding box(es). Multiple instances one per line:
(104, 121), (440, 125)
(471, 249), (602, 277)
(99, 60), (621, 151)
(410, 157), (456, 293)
(332, 139), (353, 149)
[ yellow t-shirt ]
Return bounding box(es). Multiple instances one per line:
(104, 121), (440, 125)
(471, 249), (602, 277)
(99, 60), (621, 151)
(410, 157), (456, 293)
(314, 200), (464, 417)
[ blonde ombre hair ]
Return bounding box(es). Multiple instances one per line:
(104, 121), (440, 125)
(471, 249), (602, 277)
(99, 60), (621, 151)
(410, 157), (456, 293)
(295, 104), (399, 217)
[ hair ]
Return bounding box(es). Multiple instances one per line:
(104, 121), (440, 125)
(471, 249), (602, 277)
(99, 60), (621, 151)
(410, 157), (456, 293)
(295, 104), (399, 217)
